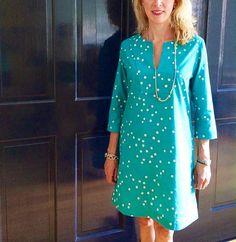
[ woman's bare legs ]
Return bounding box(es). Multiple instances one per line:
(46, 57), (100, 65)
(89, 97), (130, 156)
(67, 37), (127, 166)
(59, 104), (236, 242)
(153, 220), (174, 242)
(136, 217), (174, 242)
(136, 217), (155, 242)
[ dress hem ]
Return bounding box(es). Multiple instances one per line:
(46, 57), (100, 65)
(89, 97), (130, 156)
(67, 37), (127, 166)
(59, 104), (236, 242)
(112, 200), (199, 231)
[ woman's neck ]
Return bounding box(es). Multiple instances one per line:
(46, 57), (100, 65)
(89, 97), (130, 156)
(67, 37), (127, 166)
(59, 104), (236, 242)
(144, 21), (175, 42)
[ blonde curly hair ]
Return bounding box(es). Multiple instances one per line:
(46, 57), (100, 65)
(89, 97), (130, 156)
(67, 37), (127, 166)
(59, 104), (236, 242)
(132, 0), (197, 45)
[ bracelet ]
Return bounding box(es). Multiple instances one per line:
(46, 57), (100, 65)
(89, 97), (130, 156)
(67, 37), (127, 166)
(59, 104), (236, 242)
(196, 159), (211, 166)
(104, 152), (119, 161)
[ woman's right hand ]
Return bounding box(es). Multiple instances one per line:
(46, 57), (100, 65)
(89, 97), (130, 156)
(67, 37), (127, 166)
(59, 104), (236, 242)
(104, 158), (119, 185)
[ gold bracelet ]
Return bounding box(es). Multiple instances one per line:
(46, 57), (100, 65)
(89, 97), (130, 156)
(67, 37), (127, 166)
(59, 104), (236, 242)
(104, 152), (119, 160)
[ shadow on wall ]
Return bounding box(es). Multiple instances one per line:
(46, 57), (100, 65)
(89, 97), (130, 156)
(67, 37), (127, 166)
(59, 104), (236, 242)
(97, 0), (124, 97)
(92, 0), (126, 170)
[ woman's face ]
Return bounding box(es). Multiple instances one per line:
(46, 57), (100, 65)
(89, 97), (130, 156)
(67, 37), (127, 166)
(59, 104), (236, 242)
(141, 0), (176, 25)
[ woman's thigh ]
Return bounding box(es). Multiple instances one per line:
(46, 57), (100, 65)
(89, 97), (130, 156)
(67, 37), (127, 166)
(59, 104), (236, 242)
(136, 217), (154, 227)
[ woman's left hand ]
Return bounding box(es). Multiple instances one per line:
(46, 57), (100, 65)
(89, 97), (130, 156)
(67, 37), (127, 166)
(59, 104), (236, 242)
(194, 162), (211, 190)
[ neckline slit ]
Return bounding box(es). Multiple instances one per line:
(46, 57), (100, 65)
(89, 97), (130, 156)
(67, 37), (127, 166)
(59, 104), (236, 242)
(137, 33), (176, 71)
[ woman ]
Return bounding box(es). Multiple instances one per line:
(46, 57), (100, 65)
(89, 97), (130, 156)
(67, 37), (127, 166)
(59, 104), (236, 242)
(104, 0), (217, 241)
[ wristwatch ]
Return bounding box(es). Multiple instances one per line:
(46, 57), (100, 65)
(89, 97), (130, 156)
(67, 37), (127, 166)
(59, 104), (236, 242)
(196, 159), (211, 166)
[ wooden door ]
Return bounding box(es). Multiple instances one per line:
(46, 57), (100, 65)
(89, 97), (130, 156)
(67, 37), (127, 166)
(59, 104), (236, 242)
(175, 1), (236, 241)
(1, 0), (235, 242)
(0, 0), (137, 241)
(196, 0), (236, 241)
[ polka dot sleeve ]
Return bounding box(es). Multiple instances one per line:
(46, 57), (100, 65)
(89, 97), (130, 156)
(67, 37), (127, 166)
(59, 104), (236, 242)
(190, 39), (217, 140)
(107, 44), (127, 133)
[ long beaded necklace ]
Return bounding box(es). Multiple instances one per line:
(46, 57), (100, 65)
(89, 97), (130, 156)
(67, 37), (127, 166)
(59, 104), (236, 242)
(154, 41), (178, 102)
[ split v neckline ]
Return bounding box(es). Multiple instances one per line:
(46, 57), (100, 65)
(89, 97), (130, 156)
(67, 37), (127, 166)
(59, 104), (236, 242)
(137, 33), (176, 71)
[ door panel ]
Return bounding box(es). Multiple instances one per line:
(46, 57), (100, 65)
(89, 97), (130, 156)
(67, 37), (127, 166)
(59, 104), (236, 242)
(0, 138), (56, 242)
(184, 1), (236, 241)
(0, 1), (56, 241)
(0, 0), (54, 103)
(0, 0), (137, 241)
(204, 0), (236, 240)
(73, 0), (137, 241)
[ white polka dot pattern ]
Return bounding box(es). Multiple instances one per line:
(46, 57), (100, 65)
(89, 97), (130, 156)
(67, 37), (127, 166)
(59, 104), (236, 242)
(106, 33), (217, 231)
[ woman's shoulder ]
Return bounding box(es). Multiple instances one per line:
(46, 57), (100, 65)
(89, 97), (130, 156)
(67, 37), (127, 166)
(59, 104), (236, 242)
(186, 33), (206, 48)
(180, 34), (207, 57)
(120, 33), (140, 49)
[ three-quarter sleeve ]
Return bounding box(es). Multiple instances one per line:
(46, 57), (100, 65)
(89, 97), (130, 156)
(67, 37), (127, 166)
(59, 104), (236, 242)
(107, 44), (128, 133)
(190, 38), (217, 140)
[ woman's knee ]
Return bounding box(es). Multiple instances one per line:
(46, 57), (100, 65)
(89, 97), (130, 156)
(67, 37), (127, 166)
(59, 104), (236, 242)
(136, 217), (154, 227)
(154, 220), (174, 239)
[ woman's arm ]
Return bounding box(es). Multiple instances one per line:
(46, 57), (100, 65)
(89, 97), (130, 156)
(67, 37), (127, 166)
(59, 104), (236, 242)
(190, 38), (217, 190)
(197, 139), (210, 162)
(104, 132), (120, 185)
(190, 38), (217, 141)
(194, 138), (212, 190)
(107, 132), (120, 154)
(105, 42), (127, 184)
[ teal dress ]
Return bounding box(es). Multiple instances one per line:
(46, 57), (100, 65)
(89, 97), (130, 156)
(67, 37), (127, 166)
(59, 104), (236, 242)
(106, 33), (217, 231)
